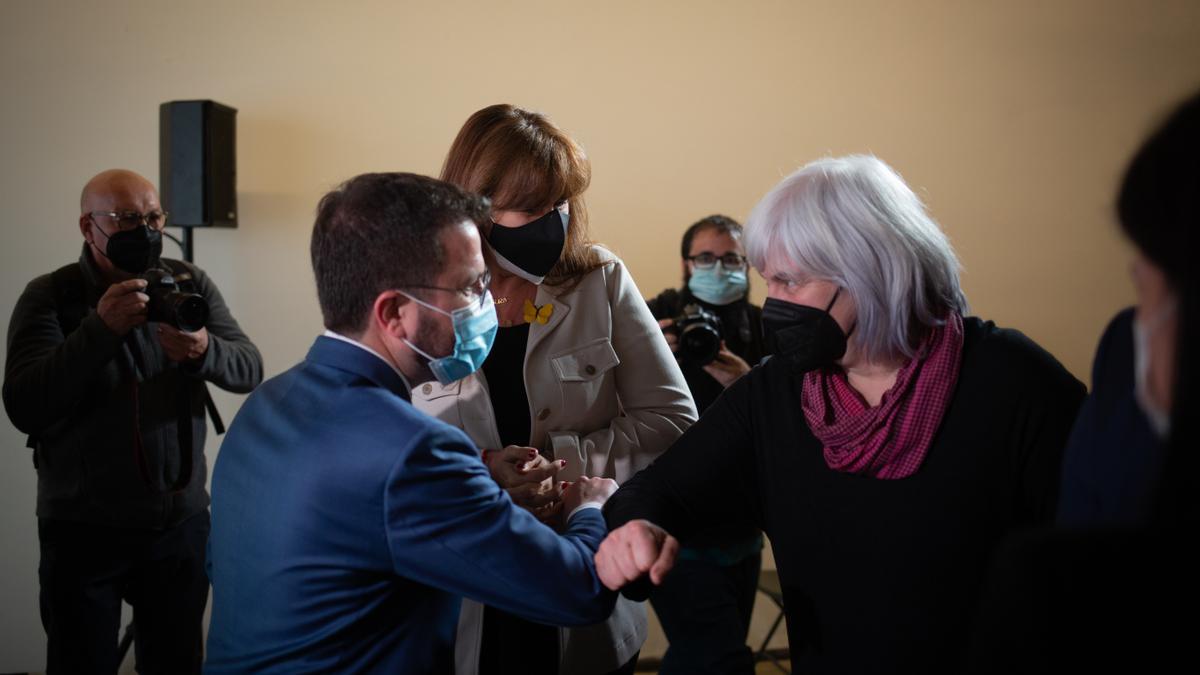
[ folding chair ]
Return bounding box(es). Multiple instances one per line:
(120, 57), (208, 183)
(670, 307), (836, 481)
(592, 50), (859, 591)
(755, 568), (789, 673)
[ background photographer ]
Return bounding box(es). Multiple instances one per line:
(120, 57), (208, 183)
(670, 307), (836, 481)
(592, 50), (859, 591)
(3, 169), (262, 674)
(644, 214), (766, 674)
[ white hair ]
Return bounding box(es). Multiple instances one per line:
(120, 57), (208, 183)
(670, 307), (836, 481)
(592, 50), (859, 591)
(745, 155), (967, 361)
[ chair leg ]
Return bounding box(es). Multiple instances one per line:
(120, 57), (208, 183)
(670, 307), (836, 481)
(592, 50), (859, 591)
(755, 606), (789, 673)
(117, 620), (135, 667)
(757, 609), (783, 655)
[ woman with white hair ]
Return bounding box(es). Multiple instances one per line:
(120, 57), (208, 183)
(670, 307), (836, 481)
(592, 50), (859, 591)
(598, 155), (1086, 674)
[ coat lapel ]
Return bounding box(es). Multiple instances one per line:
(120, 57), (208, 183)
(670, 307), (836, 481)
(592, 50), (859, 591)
(525, 285), (572, 359)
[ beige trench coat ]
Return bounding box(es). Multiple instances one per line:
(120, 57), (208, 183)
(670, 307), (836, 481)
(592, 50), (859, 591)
(413, 246), (697, 675)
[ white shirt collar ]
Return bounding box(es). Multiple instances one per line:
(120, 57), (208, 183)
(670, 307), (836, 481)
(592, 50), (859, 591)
(322, 330), (412, 394)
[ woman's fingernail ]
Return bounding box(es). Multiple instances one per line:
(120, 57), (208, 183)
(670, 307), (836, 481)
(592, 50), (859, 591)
(558, 460), (566, 467)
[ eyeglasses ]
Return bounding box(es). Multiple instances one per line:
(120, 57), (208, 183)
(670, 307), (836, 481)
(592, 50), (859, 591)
(688, 252), (747, 271)
(90, 210), (169, 231)
(404, 269), (492, 311)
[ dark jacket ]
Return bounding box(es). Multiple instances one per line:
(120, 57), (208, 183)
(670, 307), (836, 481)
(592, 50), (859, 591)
(3, 246), (262, 529)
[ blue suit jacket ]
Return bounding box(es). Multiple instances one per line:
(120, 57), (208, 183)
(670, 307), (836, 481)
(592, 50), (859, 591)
(205, 337), (614, 673)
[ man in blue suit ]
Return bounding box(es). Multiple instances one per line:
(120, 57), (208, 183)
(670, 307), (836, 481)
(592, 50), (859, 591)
(205, 173), (618, 673)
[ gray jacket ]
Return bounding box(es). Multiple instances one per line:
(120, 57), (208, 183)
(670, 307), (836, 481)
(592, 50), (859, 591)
(3, 247), (262, 529)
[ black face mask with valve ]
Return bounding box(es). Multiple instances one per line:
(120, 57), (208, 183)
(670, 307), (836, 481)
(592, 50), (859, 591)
(761, 288), (849, 373)
(486, 205), (568, 285)
(94, 224), (163, 275)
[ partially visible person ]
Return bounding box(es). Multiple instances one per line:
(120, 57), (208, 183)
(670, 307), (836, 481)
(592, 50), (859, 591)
(968, 90), (1199, 674)
(648, 215), (765, 406)
(204, 173), (618, 673)
(1056, 94), (1195, 527)
(413, 104), (696, 675)
(645, 214), (765, 675)
(3, 169), (262, 675)
(597, 155), (1086, 674)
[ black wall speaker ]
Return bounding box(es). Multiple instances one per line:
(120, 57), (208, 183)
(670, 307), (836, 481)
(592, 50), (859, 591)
(159, 100), (237, 228)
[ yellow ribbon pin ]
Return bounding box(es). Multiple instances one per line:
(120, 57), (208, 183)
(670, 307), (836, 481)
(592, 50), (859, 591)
(523, 299), (553, 325)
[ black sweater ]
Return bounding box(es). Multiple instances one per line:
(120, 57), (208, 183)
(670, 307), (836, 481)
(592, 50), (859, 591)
(605, 317), (1085, 674)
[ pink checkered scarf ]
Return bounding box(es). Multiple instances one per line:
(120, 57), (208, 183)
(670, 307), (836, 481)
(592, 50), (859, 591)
(801, 313), (965, 479)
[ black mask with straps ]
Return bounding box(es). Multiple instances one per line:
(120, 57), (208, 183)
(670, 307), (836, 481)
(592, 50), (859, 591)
(761, 288), (852, 373)
(486, 205), (568, 285)
(92, 222), (163, 275)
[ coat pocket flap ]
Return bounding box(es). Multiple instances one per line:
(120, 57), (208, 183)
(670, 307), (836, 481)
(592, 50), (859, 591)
(550, 338), (620, 382)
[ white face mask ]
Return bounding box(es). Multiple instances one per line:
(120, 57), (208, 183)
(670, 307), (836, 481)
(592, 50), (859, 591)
(1132, 299), (1177, 439)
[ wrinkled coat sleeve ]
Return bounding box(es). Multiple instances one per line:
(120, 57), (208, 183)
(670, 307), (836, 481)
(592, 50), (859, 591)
(548, 258), (698, 480)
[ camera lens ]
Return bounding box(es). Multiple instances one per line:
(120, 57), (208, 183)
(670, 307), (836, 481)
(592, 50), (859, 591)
(141, 268), (210, 332)
(679, 323), (721, 366)
(673, 304), (723, 367)
(172, 295), (209, 333)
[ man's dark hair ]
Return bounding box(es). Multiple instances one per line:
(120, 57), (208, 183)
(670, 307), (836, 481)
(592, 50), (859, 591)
(310, 172), (490, 334)
(680, 214), (743, 260)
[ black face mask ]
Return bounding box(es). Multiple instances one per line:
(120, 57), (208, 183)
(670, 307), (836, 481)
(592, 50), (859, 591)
(93, 224), (163, 275)
(487, 205), (568, 284)
(761, 288), (849, 373)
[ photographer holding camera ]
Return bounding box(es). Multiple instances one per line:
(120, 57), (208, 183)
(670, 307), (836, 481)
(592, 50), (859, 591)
(644, 214), (766, 675)
(3, 169), (262, 674)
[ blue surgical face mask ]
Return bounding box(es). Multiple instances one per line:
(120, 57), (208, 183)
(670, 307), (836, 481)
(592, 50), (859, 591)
(688, 265), (749, 306)
(399, 290), (498, 385)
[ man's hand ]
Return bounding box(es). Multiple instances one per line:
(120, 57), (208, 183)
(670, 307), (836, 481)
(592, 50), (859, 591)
(657, 318), (679, 353)
(702, 342), (751, 388)
(485, 445), (567, 515)
(158, 324), (210, 363)
(561, 476), (618, 516)
(595, 520), (679, 590)
(97, 279), (149, 335)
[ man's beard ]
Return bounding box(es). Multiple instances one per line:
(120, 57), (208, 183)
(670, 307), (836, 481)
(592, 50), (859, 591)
(410, 315), (456, 383)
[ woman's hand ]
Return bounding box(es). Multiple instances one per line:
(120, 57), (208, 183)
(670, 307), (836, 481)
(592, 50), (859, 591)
(483, 445), (567, 516)
(595, 519), (679, 590)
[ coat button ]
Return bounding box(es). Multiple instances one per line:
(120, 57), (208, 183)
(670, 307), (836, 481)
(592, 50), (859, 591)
(537, 408), (551, 421)
(584, 364), (597, 375)
(422, 383), (433, 395)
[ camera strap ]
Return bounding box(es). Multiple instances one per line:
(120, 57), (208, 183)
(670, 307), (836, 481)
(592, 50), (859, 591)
(156, 259), (226, 435)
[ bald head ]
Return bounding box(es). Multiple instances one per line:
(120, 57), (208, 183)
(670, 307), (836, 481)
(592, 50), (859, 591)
(80, 169), (159, 215)
(78, 169), (163, 281)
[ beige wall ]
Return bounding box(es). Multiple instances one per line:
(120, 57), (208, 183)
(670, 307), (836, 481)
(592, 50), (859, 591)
(2, 0), (1198, 669)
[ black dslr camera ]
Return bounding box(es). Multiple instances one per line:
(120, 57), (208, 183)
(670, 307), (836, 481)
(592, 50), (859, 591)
(671, 303), (723, 367)
(142, 268), (209, 333)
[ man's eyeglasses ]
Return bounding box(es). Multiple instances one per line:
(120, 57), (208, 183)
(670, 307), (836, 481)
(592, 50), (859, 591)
(688, 252), (747, 271)
(90, 210), (169, 231)
(404, 270), (492, 310)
